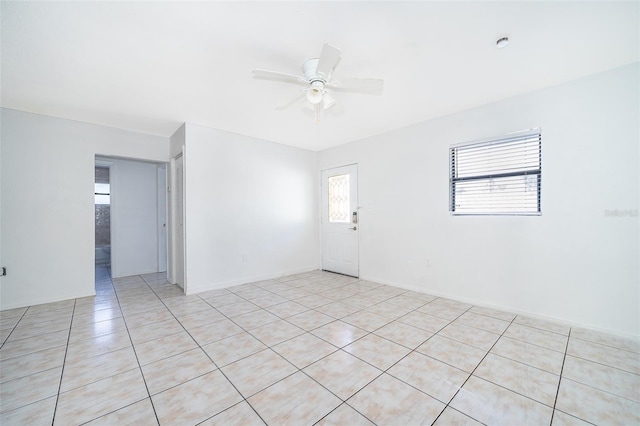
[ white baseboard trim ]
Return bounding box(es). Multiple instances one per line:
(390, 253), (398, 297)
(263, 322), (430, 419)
(360, 275), (640, 342)
(186, 265), (321, 295)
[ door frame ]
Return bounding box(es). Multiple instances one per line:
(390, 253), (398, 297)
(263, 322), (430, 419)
(169, 150), (186, 292)
(320, 163), (360, 277)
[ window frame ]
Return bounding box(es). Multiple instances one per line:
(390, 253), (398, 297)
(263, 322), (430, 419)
(449, 129), (542, 216)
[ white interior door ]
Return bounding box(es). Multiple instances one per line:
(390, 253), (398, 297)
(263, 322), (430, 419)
(174, 155), (185, 288)
(321, 164), (359, 277)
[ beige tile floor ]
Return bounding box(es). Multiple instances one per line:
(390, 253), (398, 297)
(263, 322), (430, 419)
(1, 265), (639, 425)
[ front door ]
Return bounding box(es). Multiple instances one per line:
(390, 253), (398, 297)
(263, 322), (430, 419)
(321, 164), (359, 277)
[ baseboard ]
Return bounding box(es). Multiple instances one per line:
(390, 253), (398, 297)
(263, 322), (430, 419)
(0, 290), (97, 311)
(360, 274), (640, 342)
(186, 265), (321, 295)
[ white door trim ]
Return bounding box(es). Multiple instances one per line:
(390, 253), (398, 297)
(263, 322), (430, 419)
(321, 164), (359, 277)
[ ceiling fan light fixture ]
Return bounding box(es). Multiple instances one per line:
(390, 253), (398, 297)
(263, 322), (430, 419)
(306, 81), (324, 104)
(322, 92), (336, 109)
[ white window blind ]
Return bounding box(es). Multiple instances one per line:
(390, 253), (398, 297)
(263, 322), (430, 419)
(450, 129), (541, 215)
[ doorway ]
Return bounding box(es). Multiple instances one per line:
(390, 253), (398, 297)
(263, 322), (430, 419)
(94, 165), (111, 268)
(94, 156), (169, 282)
(321, 164), (359, 277)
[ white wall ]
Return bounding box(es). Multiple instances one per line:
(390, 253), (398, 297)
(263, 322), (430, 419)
(318, 63), (640, 338)
(0, 109), (169, 310)
(183, 124), (319, 293)
(107, 158), (162, 278)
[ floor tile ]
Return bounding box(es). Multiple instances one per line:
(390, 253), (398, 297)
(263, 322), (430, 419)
(0, 345), (66, 383)
(455, 311), (510, 334)
(215, 301), (260, 317)
(127, 318), (184, 345)
(249, 371), (341, 425)
(272, 333), (337, 368)
(513, 315), (570, 335)
(286, 310), (335, 331)
(551, 410), (593, 426)
(231, 309), (281, 330)
(556, 377), (640, 425)
(121, 307), (174, 329)
(0, 329), (68, 360)
(473, 353), (560, 406)
(316, 403), (374, 425)
(2, 267), (639, 426)
(433, 407), (483, 425)
(141, 347), (217, 395)
(491, 335), (565, 375)
(314, 302), (362, 319)
(54, 368), (148, 425)
(311, 320), (367, 347)
(571, 328), (640, 353)
(65, 330), (131, 362)
(468, 306), (516, 322)
(200, 401), (265, 426)
(304, 350), (381, 400)
(83, 398), (158, 425)
(7, 317), (71, 341)
(249, 319), (304, 346)
(0, 395), (56, 426)
(503, 323), (568, 352)
(450, 376), (553, 425)
(374, 321), (432, 349)
(398, 311), (451, 333)
(60, 346), (139, 392)
(187, 318), (243, 346)
(134, 330), (198, 365)
(0, 367), (61, 413)
(344, 334), (411, 370)
(348, 373), (445, 425)
(152, 370), (243, 426)
(221, 349), (297, 397)
(263, 301), (309, 318)
(438, 322), (500, 351)
(417, 303), (466, 321)
(562, 355), (640, 402)
(567, 336), (640, 374)
(69, 317), (127, 343)
(416, 335), (487, 373)
(341, 311), (390, 332)
(202, 332), (267, 367)
(388, 351), (470, 403)
(174, 308), (226, 330)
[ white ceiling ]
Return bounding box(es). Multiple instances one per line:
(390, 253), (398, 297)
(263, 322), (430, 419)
(1, 1), (638, 151)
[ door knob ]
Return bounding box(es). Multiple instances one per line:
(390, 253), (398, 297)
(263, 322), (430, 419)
(348, 226), (357, 230)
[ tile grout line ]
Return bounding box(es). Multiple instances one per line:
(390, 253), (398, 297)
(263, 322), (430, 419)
(549, 327), (571, 426)
(108, 270), (162, 426)
(428, 312), (518, 426)
(147, 277), (270, 425)
(50, 299), (77, 426)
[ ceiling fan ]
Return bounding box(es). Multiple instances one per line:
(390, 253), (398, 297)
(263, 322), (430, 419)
(252, 43), (384, 121)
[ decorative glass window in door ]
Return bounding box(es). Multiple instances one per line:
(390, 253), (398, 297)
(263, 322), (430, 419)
(328, 174), (350, 223)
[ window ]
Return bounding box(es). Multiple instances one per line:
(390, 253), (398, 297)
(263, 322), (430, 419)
(95, 183), (110, 205)
(328, 174), (350, 223)
(450, 129), (541, 215)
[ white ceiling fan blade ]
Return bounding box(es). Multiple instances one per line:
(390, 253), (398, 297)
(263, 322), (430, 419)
(329, 78), (384, 95)
(316, 44), (341, 80)
(252, 69), (307, 85)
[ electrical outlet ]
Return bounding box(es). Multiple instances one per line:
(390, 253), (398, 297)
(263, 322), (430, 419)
(241, 253), (248, 262)
(1, 267), (6, 276)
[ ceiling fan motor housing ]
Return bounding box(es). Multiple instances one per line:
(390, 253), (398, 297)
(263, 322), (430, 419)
(303, 58), (321, 81)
